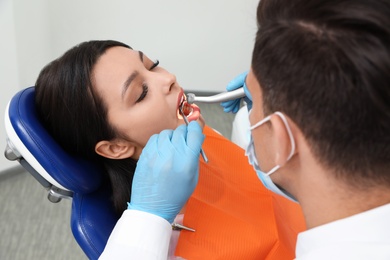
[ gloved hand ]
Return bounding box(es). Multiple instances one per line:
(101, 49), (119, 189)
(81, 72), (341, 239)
(221, 71), (253, 113)
(128, 121), (205, 224)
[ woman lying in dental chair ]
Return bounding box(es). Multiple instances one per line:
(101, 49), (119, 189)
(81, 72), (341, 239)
(34, 40), (305, 259)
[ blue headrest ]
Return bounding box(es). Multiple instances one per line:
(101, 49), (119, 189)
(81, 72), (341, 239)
(71, 186), (118, 259)
(7, 87), (102, 193)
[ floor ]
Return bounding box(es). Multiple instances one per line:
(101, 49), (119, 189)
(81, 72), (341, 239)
(0, 102), (236, 260)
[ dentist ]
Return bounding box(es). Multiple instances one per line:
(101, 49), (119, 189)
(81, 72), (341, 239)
(100, 0), (390, 259)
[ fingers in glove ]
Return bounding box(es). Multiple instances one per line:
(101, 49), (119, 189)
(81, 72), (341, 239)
(226, 71), (248, 91)
(156, 129), (175, 157)
(170, 124), (187, 151)
(186, 121), (205, 154)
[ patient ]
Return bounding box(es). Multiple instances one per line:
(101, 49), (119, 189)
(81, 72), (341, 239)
(35, 40), (305, 259)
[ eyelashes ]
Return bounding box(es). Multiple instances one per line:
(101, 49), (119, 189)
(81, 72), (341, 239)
(135, 84), (148, 103)
(135, 59), (158, 103)
(150, 60), (159, 70)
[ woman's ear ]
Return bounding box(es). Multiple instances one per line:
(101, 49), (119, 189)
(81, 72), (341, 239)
(271, 114), (297, 166)
(95, 140), (136, 159)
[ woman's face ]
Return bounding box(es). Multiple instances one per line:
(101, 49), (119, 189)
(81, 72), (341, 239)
(92, 46), (203, 159)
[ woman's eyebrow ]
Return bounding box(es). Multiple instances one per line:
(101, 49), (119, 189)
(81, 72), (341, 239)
(139, 51), (144, 62)
(121, 71), (139, 100)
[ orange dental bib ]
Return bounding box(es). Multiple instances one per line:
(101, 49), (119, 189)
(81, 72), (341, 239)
(175, 126), (306, 259)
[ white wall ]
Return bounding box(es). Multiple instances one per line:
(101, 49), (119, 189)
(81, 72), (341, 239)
(0, 0), (258, 172)
(0, 0), (51, 172)
(0, 0), (22, 171)
(13, 0), (52, 87)
(46, 0), (259, 92)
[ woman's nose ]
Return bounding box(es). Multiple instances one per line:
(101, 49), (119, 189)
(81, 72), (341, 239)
(161, 72), (177, 93)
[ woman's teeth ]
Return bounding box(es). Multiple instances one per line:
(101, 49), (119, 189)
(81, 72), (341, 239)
(177, 93), (197, 120)
(182, 102), (193, 116)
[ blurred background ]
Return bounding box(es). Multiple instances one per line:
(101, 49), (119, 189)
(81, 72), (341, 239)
(0, 0), (258, 172)
(0, 0), (258, 258)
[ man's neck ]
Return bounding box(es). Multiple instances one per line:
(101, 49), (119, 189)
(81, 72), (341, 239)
(298, 169), (390, 229)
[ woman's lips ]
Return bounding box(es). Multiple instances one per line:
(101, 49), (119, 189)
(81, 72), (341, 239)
(186, 104), (200, 122)
(176, 89), (201, 122)
(177, 89), (185, 109)
(177, 101), (201, 122)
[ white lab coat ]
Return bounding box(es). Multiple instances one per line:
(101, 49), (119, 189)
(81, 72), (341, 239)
(295, 203), (390, 259)
(99, 210), (172, 260)
(101, 203), (390, 259)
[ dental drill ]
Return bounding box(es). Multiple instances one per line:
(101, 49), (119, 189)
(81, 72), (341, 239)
(186, 87), (245, 104)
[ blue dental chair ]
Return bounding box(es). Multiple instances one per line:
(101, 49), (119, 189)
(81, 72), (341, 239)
(4, 87), (119, 259)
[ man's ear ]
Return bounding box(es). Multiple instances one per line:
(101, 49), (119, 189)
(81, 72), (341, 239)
(95, 140), (136, 159)
(271, 114), (297, 166)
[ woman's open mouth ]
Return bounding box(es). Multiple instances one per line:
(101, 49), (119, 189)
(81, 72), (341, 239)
(177, 93), (200, 122)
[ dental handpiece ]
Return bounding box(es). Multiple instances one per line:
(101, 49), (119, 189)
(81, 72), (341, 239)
(186, 87), (245, 104)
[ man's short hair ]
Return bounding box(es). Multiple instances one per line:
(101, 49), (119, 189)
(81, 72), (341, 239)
(251, 0), (390, 187)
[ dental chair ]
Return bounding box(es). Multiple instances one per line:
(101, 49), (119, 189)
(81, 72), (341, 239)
(4, 86), (250, 259)
(4, 87), (118, 259)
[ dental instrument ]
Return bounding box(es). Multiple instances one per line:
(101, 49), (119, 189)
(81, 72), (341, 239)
(179, 104), (209, 163)
(172, 223), (196, 232)
(186, 87), (245, 104)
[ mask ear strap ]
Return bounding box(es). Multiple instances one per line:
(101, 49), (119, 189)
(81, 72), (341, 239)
(274, 112), (296, 161)
(249, 115), (272, 130)
(265, 165), (281, 176)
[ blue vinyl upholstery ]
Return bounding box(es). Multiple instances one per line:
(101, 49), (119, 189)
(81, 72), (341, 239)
(5, 87), (119, 259)
(7, 87), (103, 192)
(71, 186), (118, 259)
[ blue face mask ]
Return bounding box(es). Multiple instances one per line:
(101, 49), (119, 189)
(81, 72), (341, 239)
(245, 111), (298, 202)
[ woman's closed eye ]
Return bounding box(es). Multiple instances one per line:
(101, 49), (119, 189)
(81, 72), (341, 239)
(135, 84), (148, 103)
(149, 60), (159, 70)
(134, 60), (158, 103)
(135, 60), (159, 103)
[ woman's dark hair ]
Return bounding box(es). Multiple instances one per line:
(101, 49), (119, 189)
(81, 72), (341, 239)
(35, 40), (135, 215)
(252, 0), (390, 187)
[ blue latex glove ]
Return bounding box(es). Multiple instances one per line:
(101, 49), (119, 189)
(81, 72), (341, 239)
(221, 71), (253, 113)
(128, 121), (205, 224)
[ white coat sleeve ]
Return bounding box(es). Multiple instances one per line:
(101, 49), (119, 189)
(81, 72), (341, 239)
(99, 209), (172, 260)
